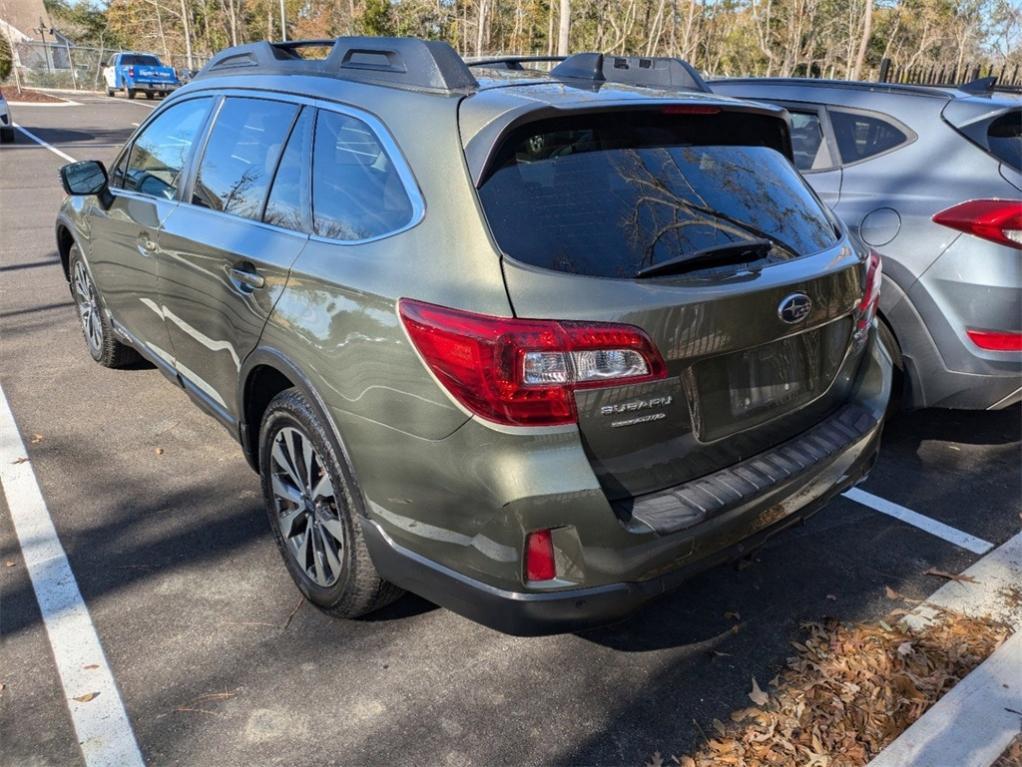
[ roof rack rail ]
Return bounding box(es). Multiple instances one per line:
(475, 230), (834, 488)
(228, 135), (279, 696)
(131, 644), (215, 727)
(465, 56), (566, 71)
(550, 53), (710, 92)
(195, 37), (478, 94)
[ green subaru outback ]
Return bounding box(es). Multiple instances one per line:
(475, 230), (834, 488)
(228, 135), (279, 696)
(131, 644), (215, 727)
(55, 38), (891, 634)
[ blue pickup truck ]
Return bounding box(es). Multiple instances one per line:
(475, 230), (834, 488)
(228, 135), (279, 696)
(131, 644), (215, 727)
(103, 52), (181, 100)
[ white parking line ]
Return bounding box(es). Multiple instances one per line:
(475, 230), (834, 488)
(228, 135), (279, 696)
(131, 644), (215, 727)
(12, 123), (76, 163)
(844, 487), (994, 554)
(0, 385), (145, 767)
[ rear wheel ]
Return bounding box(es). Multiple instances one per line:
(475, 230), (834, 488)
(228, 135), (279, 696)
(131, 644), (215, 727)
(0, 126), (13, 144)
(877, 316), (905, 416)
(67, 245), (139, 368)
(106, 87), (115, 97)
(145, 91), (154, 100)
(259, 389), (402, 618)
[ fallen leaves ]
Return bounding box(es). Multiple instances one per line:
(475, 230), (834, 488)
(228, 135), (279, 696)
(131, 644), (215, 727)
(4, 560), (14, 568)
(82, 664), (99, 670)
(884, 585), (901, 600)
(30, 434), (43, 444)
(11, 457), (28, 465)
(748, 676), (769, 706)
(673, 611), (1008, 767)
(73, 692), (99, 703)
(923, 568), (979, 584)
(154, 447), (164, 456)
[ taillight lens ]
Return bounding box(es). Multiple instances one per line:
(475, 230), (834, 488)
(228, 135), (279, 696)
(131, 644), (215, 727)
(398, 299), (668, 427)
(856, 249), (882, 334)
(966, 329), (1022, 352)
(932, 199), (1022, 250)
(525, 529), (556, 581)
(128, 65), (135, 77)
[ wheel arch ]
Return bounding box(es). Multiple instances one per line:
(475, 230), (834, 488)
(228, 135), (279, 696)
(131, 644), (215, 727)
(238, 348), (358, 488)
(55, 218), (76, 281)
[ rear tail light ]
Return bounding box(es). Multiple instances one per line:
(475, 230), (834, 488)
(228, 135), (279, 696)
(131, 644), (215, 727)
(966, 329), (1022, 352)
(856, 249), (882, 334)
(128, 65), (135, 77)
(398, 299), (667, 427)
(525, 530), (556, 581)
(932, 199), (1022, 250)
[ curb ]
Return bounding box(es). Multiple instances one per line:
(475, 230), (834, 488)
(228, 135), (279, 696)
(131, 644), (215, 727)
(867, 532), (1022, 767)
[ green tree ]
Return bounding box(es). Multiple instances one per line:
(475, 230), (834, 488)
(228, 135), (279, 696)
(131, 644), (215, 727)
(359, 0), (396, 36)
(0, 33), (11, 81)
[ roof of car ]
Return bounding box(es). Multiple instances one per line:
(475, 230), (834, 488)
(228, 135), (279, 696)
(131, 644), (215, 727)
(711, 76), (1021, 106)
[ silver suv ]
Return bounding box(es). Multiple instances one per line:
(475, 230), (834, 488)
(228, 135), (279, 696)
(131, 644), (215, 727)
(711, 77), (1021, 411)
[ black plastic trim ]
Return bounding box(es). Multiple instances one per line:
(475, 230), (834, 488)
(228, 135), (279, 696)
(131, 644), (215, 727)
(616, 404), (877, 535)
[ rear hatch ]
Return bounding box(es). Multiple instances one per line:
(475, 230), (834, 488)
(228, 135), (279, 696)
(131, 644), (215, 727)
(471, 104), (870, 499)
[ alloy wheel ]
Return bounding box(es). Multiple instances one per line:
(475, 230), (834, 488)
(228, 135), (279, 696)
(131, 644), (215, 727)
(269, 426), (345, 587)
(73, 260), (103, 354)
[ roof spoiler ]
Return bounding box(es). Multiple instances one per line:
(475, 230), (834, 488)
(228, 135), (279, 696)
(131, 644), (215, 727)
(957, 75), (998, 94)
(196, 37), (478, 94)
(550, 53), (710, 92)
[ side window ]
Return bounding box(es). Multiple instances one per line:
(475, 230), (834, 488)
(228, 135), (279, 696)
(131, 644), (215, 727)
(122, 98), (212, 200)
(192, 97), (299, 220)
(311, 110), (414, 241)
(788, 110), (834, 172)
(828, 109), (909, 164)
(109, 147), (131, 189)
(263, 108), (313, 232)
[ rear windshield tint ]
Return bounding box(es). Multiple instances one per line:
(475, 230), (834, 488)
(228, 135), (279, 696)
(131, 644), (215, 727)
(120, 55), (161, 66)
(987, 111), (1021, 171)
(477, 112), (838, 278)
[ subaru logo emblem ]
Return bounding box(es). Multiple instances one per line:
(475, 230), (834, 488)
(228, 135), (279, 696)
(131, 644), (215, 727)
(778, 293), (812, 324)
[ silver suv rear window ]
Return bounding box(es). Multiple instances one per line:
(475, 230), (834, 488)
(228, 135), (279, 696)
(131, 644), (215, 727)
(477, 112), (839, 278)
(987, 110), (1021, 171)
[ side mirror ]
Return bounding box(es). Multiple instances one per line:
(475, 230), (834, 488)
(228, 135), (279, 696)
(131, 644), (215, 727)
(60, 160), (112, 209)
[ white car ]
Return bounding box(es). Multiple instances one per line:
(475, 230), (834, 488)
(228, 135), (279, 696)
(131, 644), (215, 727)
(0, 89), (13, 143)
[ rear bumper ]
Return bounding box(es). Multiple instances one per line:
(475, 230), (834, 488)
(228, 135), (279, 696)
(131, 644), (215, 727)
(363, 419), (881, 635)
(886, 236), (1021, 410)
(363, 333), (890, 635)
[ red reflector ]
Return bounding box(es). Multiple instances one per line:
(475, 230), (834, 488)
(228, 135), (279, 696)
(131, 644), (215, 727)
(932, 199), (1022, 250)
(662, 105), (721, 115)
(398, 299), (667, 427)
(966, 329), (1022, 352)
(525, 530), (556, 581)
(856, 249), (882, 333)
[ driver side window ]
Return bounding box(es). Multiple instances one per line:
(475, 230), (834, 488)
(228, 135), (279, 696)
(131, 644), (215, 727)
(120, 98), (212, 200)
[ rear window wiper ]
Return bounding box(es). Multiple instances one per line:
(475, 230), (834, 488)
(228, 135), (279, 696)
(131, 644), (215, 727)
(635, 239), (773, 279)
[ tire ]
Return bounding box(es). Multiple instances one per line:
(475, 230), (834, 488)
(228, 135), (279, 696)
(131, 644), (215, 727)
(259, 389), (403, 618)
(127, 88), (137, 100)
(0, 126), (13, 144)
(106, 87), (115, 97)
(145, 91), (154, 100)
(67, 245), (140, 368)
(877, 316), (905, 416)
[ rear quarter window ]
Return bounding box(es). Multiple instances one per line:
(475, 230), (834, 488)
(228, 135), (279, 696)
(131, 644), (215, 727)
(828, 108), (910, 164)
(987, 110), (1021, 171)
(477, 111), (839, 278)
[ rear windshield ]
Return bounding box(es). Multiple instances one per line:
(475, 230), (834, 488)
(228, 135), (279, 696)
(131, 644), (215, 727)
(478, 112), (839, 278)
(121, 55), (161, 66)
(987, 111), (1021, 171)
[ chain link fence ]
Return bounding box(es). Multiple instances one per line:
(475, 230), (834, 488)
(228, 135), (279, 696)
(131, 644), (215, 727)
(5, 41), (208, 91)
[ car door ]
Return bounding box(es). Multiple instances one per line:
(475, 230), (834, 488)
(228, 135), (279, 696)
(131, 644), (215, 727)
(89, 95), (214, 364)
(156, 95), (311, 423)
(777, 102), (843, 205)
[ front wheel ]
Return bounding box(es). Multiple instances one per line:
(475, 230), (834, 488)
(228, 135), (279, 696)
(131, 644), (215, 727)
(106, 87), (116, 97)
(67, 245), (139, 368)
(259, 389), (402, 619)
(127, 88), (137, 100)
(145, 91), (154, 100)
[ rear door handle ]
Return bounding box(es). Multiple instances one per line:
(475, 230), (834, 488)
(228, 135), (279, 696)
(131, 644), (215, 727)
(229, 264), (265, 291)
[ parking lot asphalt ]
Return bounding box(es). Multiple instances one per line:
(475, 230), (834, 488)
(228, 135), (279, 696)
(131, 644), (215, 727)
(1, 94), (1020, 767)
